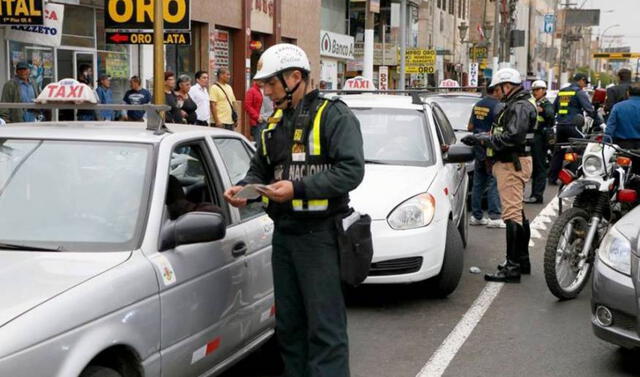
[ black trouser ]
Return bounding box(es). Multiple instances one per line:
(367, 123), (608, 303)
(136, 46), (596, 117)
(272, 226), (350, 377)
(530, 132), (549, 200)
(549, 124), (584, 182)
(615, 138), (640, 176)
(194, 120), (209, 126)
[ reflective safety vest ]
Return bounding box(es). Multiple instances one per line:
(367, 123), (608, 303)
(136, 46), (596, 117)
(260, 98), (345, 218)
(487, 96), (537, 158)
(557, 89), (576, 115)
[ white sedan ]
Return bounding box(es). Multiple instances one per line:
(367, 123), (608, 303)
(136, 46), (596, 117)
(341, 94), (473, 297)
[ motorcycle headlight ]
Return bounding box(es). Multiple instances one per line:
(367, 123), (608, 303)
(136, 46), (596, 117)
(387, 193), (436, 230)
(583, 156), (602, 176)
(598, 226), (632, 275)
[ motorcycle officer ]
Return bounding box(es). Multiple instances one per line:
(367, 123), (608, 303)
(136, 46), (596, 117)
(548, 73), (597, 183)
(224, 43), (365, 377)
(462, 68), (536, 282)
(525, 80), (555, 204)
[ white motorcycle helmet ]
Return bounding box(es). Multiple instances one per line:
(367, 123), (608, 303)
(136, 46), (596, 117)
(490, 68), (522, 87)
(531, 80), (547, 90)
(254, 43), (311, 81)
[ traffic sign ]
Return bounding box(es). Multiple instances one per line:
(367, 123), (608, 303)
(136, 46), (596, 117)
(405, 48), (436, 74)
(544, 14), (556, 34)
(105, 0), (190, 30)
(107, 31), (191, 44)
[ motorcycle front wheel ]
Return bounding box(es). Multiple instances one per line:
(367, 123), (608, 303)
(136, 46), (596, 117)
(544, 207), (595, 300)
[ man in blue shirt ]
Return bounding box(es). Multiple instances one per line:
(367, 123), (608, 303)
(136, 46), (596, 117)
(606, 82), (640, 173)
(123, 76), (152, 121)
(467, 83), (504, 228)
(96, 75), (115, 121)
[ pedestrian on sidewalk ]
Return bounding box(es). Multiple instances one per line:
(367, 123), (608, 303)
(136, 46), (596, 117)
(245, 79), (264, 141)
(96, 74), (115, 121)
(462, 68), (536, 282)
(525, 80), (555, 204)
(122, 76), (152, 121)
(77, 64), (97, 121)
(163, 72), (183, 124)
(468, 83), (504, 228)
(210, 68), (238, 131)
(175, 75), (198, 125)
(189, 70), (211, 126)
(0, 62), (41, 123)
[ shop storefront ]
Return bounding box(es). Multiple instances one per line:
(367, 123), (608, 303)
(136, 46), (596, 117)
(320, 30), (354, 89)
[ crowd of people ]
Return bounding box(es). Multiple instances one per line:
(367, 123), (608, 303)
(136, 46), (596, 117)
(0, 61), (274, 141)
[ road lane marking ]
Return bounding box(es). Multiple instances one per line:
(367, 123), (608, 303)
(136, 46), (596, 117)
(415, 282), (504, 377)
(416, 197), (560, 377)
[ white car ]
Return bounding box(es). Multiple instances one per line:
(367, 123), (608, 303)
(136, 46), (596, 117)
(341, 94), (474, 297)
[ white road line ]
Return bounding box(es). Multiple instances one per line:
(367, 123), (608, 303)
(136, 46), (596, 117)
(415, 197), (560, 377)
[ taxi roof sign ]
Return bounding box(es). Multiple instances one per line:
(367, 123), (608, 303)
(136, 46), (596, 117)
(344, 76), (376, 91)
(36, 79), (97, 104)
(439, 79), (460, 88)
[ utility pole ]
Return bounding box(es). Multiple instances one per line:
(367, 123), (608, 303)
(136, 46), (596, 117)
(559, 0), (577, 84)
(399, 0), (407, 90)
(153, 0), (164, 106)
(497, 0), (516, 66)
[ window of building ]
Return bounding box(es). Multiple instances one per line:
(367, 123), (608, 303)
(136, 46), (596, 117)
(7, 41), (55, 93)
(61, 5), (96, 48)
(449, 0), (455, 15)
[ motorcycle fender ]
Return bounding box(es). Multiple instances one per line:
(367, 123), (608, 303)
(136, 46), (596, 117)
(559, 179), (599, 198)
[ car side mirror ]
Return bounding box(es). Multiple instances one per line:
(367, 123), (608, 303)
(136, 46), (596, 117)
(160, 212), (226, 251)
(444, 144), (474, 163)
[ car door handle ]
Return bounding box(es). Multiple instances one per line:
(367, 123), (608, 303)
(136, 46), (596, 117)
(231, 242), (247, 258)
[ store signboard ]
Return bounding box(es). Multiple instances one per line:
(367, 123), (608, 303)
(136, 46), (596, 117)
(105, 0), (190, 30)
(6, 3), (64, 47)
(0, 0), (44, 25)
(210, 29), (230, 74)
(106, 31), (191, 45)
(468, 63), (479, 87)
(320, 30), (354, 60)
(404, 48), (436, 74)
(378, 66), (388, 90)
(352, 42), (397, 66)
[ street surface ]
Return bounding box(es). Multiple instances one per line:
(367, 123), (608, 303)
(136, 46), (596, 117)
(222, 185), (640, 377)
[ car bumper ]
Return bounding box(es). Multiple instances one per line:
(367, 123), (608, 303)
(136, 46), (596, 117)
(591, 257), (640, 349)
(363, 219), (447, 284)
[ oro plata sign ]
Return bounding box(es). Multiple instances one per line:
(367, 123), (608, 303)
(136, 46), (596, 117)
(107, 31), (191, 45)
(0, 0), (43, 25)
(105, 0), (190, 30)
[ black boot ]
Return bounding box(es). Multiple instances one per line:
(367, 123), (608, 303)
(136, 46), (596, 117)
(519, 218), (531, 274)
(486, 220), (521, 283)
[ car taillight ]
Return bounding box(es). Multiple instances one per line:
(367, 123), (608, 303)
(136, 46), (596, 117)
(617, 189), (638, 203)
(564, 152), (579, 162)
(616, 156), (632, 167)
(558, 169), (575, 185)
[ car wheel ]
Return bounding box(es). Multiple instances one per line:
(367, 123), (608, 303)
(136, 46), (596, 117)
(457, 204), (469, 248)
(79, 366), (122, 377)
(426, 220), (464, 298)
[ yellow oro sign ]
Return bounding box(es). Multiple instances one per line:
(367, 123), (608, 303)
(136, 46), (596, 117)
(404, 48), (436, 74)
(105, 0), (190, 30)
(0, 0), (43, 25)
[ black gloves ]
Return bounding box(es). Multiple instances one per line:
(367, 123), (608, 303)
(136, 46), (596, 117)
(461, 135), (478, 146)
(462, 134), (492, 147)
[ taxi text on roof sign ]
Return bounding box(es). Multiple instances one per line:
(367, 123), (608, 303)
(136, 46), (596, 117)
(105, 0), (190, 30)
(36, 79), (98, 104)
(0, 0), (43, 26)
(344, 76), (376, 91)
(107, 31), (191, 45)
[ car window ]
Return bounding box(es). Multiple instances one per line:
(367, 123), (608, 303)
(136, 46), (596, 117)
(429, 97), (477, 131)
(213, 137), (264, 220)
(166, 142), (225, 222)
(0, 139), (153, 251)
(350, 108), (435, 166)
(432, 105), (457, 145)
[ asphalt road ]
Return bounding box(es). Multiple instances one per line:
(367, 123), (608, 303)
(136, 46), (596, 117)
(222, 185), (640, 377)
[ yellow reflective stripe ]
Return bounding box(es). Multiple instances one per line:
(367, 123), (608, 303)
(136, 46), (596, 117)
(262, 195), (269, 206)
(558, 109), (568, 114)
(309, 100), (329, 156)
(291, 199), (329, 211)
(262, 109), (283, 156)
(558, 91), (576, 96)
(537, 115), (544, 122)
(560, 102), (569, 107)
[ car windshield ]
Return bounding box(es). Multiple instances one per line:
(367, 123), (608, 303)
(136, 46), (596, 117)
(428, 97), (478, 131)
(0, 139), (153, 251)
(351, 108), (434, 166)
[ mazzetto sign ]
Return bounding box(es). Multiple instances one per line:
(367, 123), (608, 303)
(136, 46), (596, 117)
(0, 0), (44, 25)
(320, 30), (354, 60)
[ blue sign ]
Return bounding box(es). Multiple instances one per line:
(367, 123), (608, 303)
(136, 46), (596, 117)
(544, 14), (556, 34)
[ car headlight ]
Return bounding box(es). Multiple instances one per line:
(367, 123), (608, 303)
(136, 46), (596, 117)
(387, 193), (436, 230)
(598, 226), (632, 275)
(583, 156), (602, 176)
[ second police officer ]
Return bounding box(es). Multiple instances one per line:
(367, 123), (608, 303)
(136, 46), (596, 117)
(224, 43), (365, 377)
(462, 68), (537, 282)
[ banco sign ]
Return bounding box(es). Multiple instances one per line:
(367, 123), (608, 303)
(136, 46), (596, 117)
(320, 30), (354, 60)
(105, 0), (190, 30)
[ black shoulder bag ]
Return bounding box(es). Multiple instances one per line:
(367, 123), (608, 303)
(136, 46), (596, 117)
(215, 83), (238, 123)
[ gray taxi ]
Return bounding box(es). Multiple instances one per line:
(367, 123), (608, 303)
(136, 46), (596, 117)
(0, 120), (275, 377)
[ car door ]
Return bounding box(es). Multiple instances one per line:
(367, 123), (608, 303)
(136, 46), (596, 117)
(431, 104), (466, 224)
(154, 138), (249, 377)
(210, 136), (275, 347)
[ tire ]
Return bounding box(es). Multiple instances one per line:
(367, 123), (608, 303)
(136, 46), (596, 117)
(458, 204), (469, 249)
(544, 207), (594, 300)
(427, 220), (464, 298)
(79, 366), (122, 377)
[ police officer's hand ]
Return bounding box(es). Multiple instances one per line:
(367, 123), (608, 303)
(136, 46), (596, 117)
(476, 134), (492, 146)
(223, 186), (248, 208)
(461, 135), (479, 146)
(263, 180), (294, 203)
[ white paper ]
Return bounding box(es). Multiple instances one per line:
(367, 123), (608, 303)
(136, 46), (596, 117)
(233, 184), (268, 200)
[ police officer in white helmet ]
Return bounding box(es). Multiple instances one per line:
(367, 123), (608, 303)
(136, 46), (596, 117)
(224, 43), (365, 377)
(462, 68), (537, 282)
(525, 80), (555, 204)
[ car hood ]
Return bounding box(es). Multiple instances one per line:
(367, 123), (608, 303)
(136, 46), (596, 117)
(350, 164), (437, 220)
(0, 251), (131, 328)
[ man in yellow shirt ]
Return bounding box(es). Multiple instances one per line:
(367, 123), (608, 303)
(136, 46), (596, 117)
(209, 68), (238, 130)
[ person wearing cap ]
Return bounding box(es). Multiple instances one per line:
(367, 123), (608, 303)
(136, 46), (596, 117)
(605, 68), (632, 117)
(95, 74), (115, 121)
(223, 43), (364, 377)
(0, 62), (41, 123)
(462, 67), (536, 283)
(525, 80), (555, 204)
(549, 73), (597, 184)
(467, 83), (504, 228)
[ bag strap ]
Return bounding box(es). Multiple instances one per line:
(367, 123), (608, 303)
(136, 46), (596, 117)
(215, 82), (234, 110)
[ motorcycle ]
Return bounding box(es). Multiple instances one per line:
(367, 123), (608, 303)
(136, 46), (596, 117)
(544, 135), (640, 300)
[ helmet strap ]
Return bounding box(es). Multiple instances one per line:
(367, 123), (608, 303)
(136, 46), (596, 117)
(273, 71), (303, 108)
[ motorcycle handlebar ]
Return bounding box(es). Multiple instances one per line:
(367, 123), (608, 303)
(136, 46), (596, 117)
(564, 136), (640, 159)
